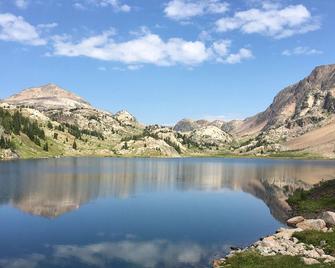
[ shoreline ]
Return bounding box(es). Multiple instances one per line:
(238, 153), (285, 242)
(213, 216), (335, 267)
(1, 149), (335, 162)
(213, 180), (335, 267)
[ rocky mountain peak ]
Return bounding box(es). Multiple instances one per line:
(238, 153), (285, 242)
(308, 64), (335, 85)
(4, 83), (92, 110)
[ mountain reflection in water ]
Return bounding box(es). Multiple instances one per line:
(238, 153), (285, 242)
(0, 157), (335, 268)
(0, 157), (334, 221)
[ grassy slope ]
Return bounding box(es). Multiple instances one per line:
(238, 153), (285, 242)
(294, 231), (335, 256)
(220, 251), (333, 268)
(287, 179), (335, 217)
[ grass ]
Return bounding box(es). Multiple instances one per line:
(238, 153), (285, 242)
(217, 251), (332, 268)
(267, 150), (323, 159)
(186, 149), (330, 160)
(294, 230), (335, 256)
(287, 179), (335, 216)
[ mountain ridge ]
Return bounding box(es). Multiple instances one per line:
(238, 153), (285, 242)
(1, 64), (335, 159)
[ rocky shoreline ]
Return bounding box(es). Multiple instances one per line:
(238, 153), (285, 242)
(213, 212), (335, 267)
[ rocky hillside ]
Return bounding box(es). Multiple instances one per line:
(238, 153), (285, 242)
(0, 84), (233, 159)
(174, 64), (335, 158)
(237, 64), (335, 156)
(1, 64), (335, 160)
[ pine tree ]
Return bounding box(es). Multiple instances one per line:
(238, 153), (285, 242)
(122, 141), (129, 150)
(43, 142), (49, 151)
(47, 121), (53, 129)
(0, 135), (5, 149)
(72, 140), (77, 150)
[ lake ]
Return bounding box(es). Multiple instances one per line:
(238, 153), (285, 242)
(0, 157), (334, 268)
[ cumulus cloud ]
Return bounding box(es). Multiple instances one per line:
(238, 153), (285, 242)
(51, 30), (252, 66)
(0, 13), (46, 45)
(224, 48), (253, 64)
(216, 4), (320, 39)
(74, 0), (131, 12)
(51, 30), (210, 66)
(282, 46), (323, 56)
(15, 0), (29, 9)
(164, 0), (229, 20)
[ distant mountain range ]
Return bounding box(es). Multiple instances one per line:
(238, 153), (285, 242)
(1, 64), (335, 160)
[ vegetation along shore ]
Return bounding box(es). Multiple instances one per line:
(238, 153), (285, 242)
(213, 179), (335, 267)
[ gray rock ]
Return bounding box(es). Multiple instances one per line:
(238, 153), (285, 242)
(296, 219), (326, 231)
(287, 216), (305, 226)
(320, 211), (335, 226)
(302, 257), (320, 265)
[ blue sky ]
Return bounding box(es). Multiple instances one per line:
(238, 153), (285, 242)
(0, 0), (334, 125)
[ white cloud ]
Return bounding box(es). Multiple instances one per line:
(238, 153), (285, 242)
(97, 0), (131, 12)
(212, 39), (231, 57)
(51, 30), (252, 66)
(74, 0), (131, 12)
(224, 48), (253, 64)
(15, 0), (29, 9)
(165, 0), (229, 20)
(282, 46), (323, 56)
(0, 13), (46, 45)
(127, 64), (143, 70)
(216, 4), (320, 39)
(37, 22), (58, 29)
(73, 2), (87, 10)
(51, 30), (211, 66)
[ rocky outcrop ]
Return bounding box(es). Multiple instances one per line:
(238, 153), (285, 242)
(0, 149), (19, 160)
(287, 216), (305, 226)
(320, 211), (335, 227)
(174, 119), (211, 132)
(187, 126), (232, 148)
(296, 219), (327, 231)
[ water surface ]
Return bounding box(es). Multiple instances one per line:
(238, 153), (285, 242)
(0, 157), (334, 268)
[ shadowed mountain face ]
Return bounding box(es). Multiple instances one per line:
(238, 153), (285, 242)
(1, 158), (334, 221)
(232, 64), (335, 136)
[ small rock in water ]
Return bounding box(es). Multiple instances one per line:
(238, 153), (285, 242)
(287, 216), (305, 226)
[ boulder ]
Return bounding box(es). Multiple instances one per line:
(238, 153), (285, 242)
(323, 255), (335, 263)
(320, 211), (335, 227)
(296, 219), (326, 231)
(274, 228), (302, 239)
(302, 257), (320, 265)
(287, 216), (305, 226)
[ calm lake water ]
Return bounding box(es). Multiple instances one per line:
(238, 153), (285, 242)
(0, 157), (335, 268)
